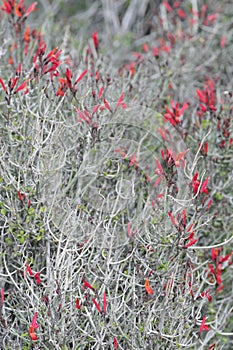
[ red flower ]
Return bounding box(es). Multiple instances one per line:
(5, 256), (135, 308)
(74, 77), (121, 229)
(92, 298), (102, 313)
(168, 211), (178, 227)
(104, 99), (111, 111)
(145, 277), (154, 295)
(114, 337), (118, 349)
(129, 153), (137, 167)
(75, 298), (81, 310)
(26, 262), (34, 276)
(14, 79), (30, 93)
(26, 262), (41, 284)
(192, 173), (209, 195)
(82, 278), (95, 291)
(200, 316), (209, 333)
(0, 78), (7, 91)
(184, 238), (198, 249)
(196, 79), (216, 115)
(164, 100), (189, 125)
(211, 248), (218, 261)
(92, 32), (99, 49)
(103, 292), (107, 313)
(75, 69), (88, 85)
(34, 272), (41, 285)
(31, 312), (39, 329)
(29, 326), (38, 341)
(29, 312), (39, 341)
(1, 288), (4, 304)
(197, 289), (212, 302)
(163, 1), (172, 12)
(1, 0), (14, 15)
(25, 2), (37, 17)
(177, 8), (186, 19)
(116, 92), (127, 109)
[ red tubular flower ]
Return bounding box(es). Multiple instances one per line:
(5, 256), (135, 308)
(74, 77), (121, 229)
(116, 92), (127, 109)
(65, 68), (72, 89)
(14, 79), (29, 93)
(26, 262), (34, 276)
(164, 100), (189, 125)
(29, 326), (38, 340)
(197, 289), (212, 302)
(92, 298), (102, 313)
(82, 278), (95, 291)
(103, 292), (107, 313)
(29, 312), (39, 340)
(92, 31), (99, 49)
(103, 99), (111, 111)
(75, 298), (81, 310)
(127, 222), (132, 238)
(25, 2), (37, 17)
(163, 1), (172, 12)
(75, 69), (88, 85)
(200, 316), (209, 333)
(211, 248), (218, 261)
(26, 262), (41, 284)
(1, 0), (14, 15)
(98, 86), (104, 99)
(1, 288), (4, 304)
(192, 173), (209, 195)
(196, 79), (216, 116)
(31, 312), (39, 329)
(0, 78), (7, 91)
(129, 153), (137, 167)
(34, 272), (41, 285)
(168, 211), (178, 227)
(145, 277), (154, 295)
(184, 238), (198, 249)
(216, 284), (224, 293)
(114, 337), (118, 349)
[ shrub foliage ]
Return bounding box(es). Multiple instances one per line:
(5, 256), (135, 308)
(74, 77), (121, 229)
(0, 1), (233, 349)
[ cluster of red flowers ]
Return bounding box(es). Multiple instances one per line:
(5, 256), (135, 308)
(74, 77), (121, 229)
(29, 312), (39, 341)
(196, 79), (216, 117)
(26, 262), (41, 285)
(164, 100), (189, 126)
(208, 248), (232, 294)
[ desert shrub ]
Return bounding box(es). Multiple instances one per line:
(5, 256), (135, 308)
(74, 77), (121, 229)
(0, 1), (232, 349)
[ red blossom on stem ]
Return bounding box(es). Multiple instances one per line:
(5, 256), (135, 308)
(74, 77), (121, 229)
(1, 288), (4, 302)
(114, 337), (118, 349)
(192, 173), (209, 195)
(103, 292), (107, 313)
(197, 289), (212, 302)
(92, 298), (102, 313)
(82, 278), (95, 291)
(145, 277), (154, 295)
(116, 92), (127, 109)
(184, 238), (198, 249)
(196, 79), (216, 116)
(75, 298), (81, 310)
(92, 31), (99, 50)
(25, 2), (37, 17)
(0, 78), (7, 91)
(26, 262), (41, 284)
(75, 69), (88, 85)
(2, 1), (37, 18)
(164, 100), (189, 126)
(29, 312), (39, 341)
(200, 315), (209, 333)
